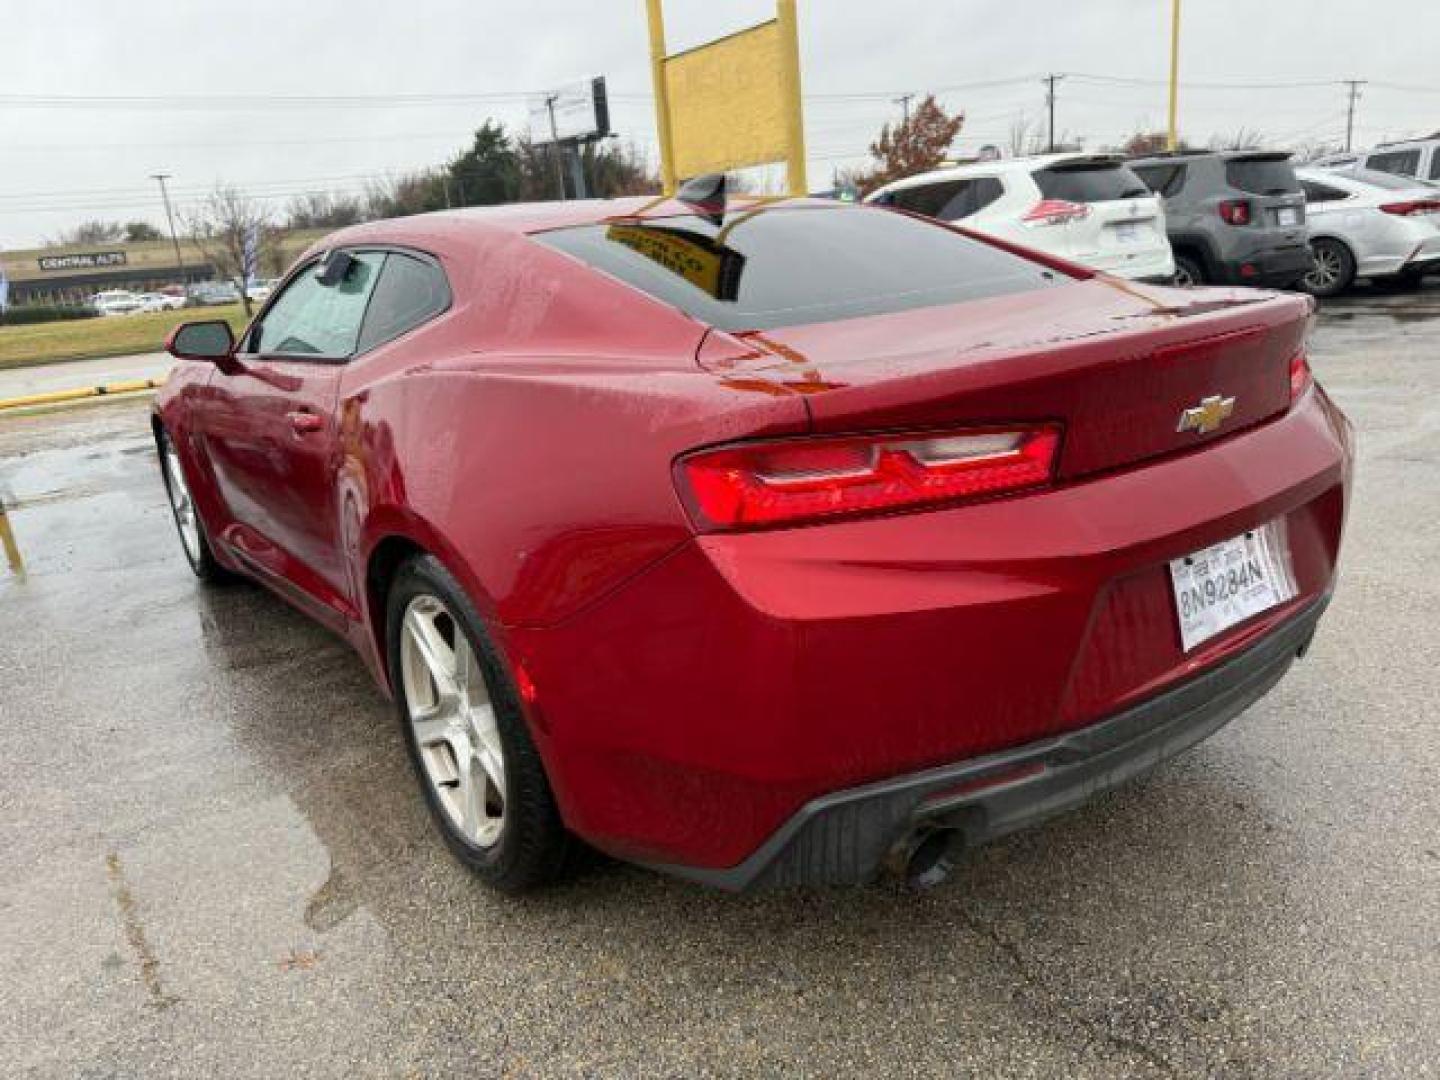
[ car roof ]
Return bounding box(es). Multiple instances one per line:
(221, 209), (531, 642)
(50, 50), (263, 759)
(868, 152), (1125, 196)
(1369, 136), (1440, 151)
(1131, 149), (1292, 164)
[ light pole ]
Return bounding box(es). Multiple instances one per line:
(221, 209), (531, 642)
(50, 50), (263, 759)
(150, 173), (185, 277)
(545, 95), (568, 199)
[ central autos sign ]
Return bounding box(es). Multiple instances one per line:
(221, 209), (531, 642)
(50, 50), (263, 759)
(37, 251), (127, 272)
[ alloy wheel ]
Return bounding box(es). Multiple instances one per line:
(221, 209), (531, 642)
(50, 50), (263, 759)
(163, 438), (202, 565)
(1306, 246), (1344, 292)
(399, 595), (507, 848)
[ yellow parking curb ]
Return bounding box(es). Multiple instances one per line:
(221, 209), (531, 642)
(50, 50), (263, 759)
(0, 375), (167, 413)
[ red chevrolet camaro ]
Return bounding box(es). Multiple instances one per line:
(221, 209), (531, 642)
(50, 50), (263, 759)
(154, 192), (1352, 892)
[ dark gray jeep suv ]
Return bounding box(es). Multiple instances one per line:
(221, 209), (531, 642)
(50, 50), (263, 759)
(1131, 151), (1312, 288)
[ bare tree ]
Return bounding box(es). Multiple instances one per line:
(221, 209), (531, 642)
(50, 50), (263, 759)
(46, 220), (124, 247)
(184, 185), (272, 316)
(285, 192), (365, 231)
(1208, 128), (1266, 151)
(1007, 115), (1040, 158)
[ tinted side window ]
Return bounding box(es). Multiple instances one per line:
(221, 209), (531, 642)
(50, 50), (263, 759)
(251, 253), (382, 358)
(1430, 152), (1440, 181)
(888, 179), (975, 221)
(1132, 164), (1186, 197)
(357, 253), (451, 352)
(1365, 150), (1421, 177)
(971, 176), (1004, 213)
(1034, 163), (1150, 202)
(1224, 158), (1301, 195)
(1302, 180), (1349, 203)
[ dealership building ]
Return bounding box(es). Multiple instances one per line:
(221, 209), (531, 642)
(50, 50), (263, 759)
(0, 232), (322, 306)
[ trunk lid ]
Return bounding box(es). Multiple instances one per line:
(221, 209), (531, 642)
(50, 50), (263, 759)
(698, 278), (1310, 481)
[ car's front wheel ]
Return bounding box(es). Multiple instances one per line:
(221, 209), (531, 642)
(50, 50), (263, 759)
(157, 427), (228, 582)
(386, 554), (571, 891)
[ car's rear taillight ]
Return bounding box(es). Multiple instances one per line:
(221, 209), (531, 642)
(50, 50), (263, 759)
(1289, 352), (1311, 402)
(1218, 199), (1252, 226)
(1379, 199), (1440, 217)
(676, 425), (1062, 531)
(1022, 199), (1091, 227)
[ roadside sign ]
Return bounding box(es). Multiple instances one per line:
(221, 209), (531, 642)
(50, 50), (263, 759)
(529, 78), (611, 145)
(646, 1), (807, 195)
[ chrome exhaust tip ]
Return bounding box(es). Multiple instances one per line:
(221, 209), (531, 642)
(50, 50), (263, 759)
(890, 827), (961, 889)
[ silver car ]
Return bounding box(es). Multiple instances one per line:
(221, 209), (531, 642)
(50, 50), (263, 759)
(1296, 167), (1440, 296)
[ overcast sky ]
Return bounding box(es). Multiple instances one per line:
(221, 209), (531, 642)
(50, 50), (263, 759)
(4, 0), (1439, 248)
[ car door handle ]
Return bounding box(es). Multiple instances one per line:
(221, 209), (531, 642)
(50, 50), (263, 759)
(286, 411), (324, 435)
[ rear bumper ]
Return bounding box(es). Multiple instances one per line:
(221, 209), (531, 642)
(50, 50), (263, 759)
(1225, 243), (1314, 287)
(649, 595), (1327, 890)
(514, 386), (1352, 877)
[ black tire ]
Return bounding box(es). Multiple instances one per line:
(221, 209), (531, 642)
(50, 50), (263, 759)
(386, 554), (571, 892)
(1302, 238), (1356, 298)
(156, 426), (230, 583)
(1173, 254), (1205, 287)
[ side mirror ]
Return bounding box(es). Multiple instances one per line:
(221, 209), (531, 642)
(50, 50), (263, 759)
(166, 320), (235, 362)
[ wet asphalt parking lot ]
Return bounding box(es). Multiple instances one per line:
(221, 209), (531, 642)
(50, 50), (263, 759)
(2, 284), (1438, 1078)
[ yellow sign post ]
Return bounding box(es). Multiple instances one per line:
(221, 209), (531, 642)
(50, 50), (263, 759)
(644, 0), (807, 196)
(1167, 0), (1182, 151)
(0, 507), (23, 576)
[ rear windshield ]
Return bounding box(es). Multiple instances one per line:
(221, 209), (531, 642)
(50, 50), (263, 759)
(1131, 163), (1187, 198)
(1225, 157), (1301, 195)
(1033, 162), (1150, 203)
(535, 206), (1062, 332)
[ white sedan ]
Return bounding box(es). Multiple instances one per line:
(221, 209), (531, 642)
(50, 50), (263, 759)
(136, 292), (186, 313)
(89, 290), (144, 316)
(1296, 167), (1440, 296)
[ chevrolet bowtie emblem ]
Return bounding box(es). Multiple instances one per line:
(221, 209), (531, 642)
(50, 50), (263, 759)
(1177, 394), (1236, 435)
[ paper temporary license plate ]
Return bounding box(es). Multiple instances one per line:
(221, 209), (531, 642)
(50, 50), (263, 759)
(1168, 522), (1298, 652)
(1277, 207), (1300, 226)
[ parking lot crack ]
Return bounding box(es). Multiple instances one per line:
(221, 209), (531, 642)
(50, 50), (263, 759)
(955, 902), (1177, 1076)
(105, 851), (180, 1010)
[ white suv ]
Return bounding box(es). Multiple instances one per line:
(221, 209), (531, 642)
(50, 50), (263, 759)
(866, 153), (1175, 283)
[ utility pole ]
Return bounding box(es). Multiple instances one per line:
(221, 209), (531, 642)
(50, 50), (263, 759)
(894, 93), (915, 124)
(545, 95), (568, 199)
(1167, 0), (1182, 150)
(1043, 75), (1064, 153)
(1343, 80), (1367, 152)
(150, 173), (185, 276)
